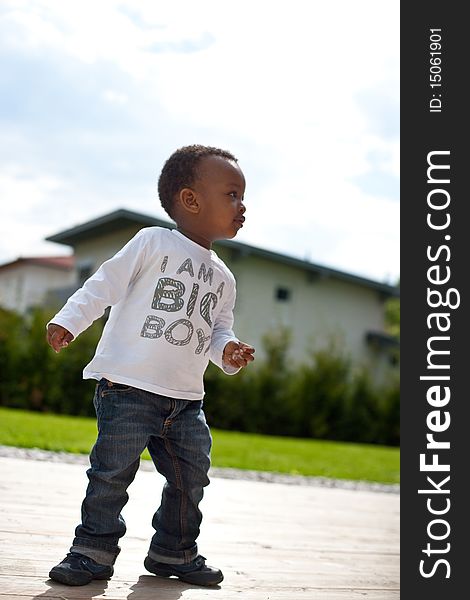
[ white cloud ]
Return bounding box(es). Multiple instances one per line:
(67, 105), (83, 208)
(102, 90), (129, 105)
(0, 165), (68, 262)
(0, 165), (62, 213)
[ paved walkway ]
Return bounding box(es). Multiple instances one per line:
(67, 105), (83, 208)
(0, 455), (399, 599)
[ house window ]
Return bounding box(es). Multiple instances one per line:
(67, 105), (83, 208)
(275, 286), (291, 302)
(77, 261), (94, 285)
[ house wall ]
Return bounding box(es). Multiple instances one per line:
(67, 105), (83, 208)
(215, 247), (387, 372)
(0, 264), (75, 314)
(73, 226), (143, 277)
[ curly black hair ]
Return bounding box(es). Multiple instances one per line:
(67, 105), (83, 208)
(158, 144), (238, 218)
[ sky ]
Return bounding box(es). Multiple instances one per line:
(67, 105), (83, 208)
(0, 0), (399, 284)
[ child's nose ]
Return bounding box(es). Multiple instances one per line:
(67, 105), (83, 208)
(239, 202), (246, 214)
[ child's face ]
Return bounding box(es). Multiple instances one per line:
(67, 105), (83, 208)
(190, 155), (246, 242)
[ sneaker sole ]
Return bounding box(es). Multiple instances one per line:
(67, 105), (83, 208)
(144, 558), (223, 586)
(150, 568), (224, 586)
(49, 567), (93, 586)
(49, 567), (112, 586)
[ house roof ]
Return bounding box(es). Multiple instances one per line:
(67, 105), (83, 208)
(46, 208), (399, 297)
(46, 209), (171, 245)
(0, 256), (75, 271)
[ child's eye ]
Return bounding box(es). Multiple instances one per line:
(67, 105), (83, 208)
(228, 192), (238, 199)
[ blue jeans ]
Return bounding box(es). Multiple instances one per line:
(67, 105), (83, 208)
(70, 379), (212, 566)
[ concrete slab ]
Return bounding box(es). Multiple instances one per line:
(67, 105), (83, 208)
(0, 456), (399, 599)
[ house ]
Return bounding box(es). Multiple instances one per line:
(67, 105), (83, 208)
(0, 256), (75, 315)
(44, 209), (399, 382)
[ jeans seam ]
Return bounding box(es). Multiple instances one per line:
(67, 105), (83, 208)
(163, 435), (187, 547)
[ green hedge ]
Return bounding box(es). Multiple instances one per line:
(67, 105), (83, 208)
(203, 330), (399, 446)
(0, 308), (399, 445)
(0, 307), (101, 416)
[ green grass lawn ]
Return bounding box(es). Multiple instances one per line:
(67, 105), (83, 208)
(0, 407), (399, 484)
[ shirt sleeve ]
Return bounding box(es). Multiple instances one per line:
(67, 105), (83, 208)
(47, 229), (149, 339)
(209, 278), (240, 375)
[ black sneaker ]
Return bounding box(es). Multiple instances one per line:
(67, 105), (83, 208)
(49, 552), (114, 586)
(144, 554), (223, 586)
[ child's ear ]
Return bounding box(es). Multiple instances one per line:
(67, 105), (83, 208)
(179, 188), (200, 214)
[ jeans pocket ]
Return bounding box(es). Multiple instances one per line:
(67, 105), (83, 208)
(100, 379), (134, 397)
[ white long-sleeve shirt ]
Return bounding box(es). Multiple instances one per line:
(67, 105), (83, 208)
(49, 227), (239, 400)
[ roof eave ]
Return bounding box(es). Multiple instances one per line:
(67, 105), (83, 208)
(46, 209), (175, 245)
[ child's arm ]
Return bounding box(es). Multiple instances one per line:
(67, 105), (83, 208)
(210, 282), (255, 373)
(46, 229), (148, 342)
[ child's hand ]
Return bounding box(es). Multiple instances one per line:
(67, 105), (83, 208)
(46, 323), (74, 353)
(223, 341), (255, 370)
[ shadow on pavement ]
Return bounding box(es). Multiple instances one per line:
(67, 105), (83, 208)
(32, 575), (221, 599)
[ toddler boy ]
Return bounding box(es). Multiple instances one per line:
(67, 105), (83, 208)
(46, 144), (254, 586)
